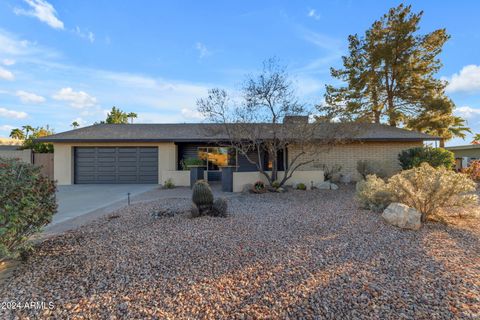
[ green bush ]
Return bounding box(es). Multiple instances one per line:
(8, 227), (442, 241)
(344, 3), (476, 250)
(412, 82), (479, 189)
(388, 163), (477, 222)
(356, 160), (388, 179)
(398, 147), (455, 170)
(271, 181), (281, 189)
(355, 175), (393, 212)
(180, 158), (205, 170)
(163, 178), (175, 189)
(296, 183), (307, 190)
(0, 158), (57, 261)
(252, 181), (266, 193)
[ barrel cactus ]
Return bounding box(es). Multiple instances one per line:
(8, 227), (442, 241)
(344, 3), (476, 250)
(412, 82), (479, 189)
(192, 180), (214, 215)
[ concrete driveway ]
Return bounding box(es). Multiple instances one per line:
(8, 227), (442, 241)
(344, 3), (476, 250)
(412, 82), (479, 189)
(45, 184), (158, 234)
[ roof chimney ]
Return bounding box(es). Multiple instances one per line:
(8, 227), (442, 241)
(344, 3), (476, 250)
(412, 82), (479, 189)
(283, 115), (309, 124)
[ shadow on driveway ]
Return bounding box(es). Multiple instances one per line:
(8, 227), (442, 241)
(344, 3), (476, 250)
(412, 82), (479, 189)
(44, 184), (159, 236)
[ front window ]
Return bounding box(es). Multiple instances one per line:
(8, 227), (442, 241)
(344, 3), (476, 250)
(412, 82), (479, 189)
(198, 147), (235, 170)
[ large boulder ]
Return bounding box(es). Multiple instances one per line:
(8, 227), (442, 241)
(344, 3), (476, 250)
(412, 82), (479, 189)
(382, 203), (421, 230)
(316, 181), (338, 190)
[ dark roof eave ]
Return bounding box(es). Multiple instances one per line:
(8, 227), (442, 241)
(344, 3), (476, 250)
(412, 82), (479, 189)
(36, 137), (439, 143)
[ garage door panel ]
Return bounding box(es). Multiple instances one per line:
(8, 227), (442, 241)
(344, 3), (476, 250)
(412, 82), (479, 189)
(97, 148), (116, 153)
(74, 147), (158, 184)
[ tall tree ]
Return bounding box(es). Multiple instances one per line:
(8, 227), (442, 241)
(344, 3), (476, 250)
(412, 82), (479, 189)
(22, 125), (34, 139)
(9, 128), (25, 140)
(320, 4), (450, 127)
(10, 125), (54, 153)
(71, 121), (80, 129)
(105, 106), (129, 124)
(127, 112), (138, 124)
(406, 97), (470, 147)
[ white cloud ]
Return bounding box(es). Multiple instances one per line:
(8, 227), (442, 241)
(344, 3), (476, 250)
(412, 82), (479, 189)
(181, 108), (204, 120)
(0, 67), (14, 80)
(52, 87), (97, 108)
(295, 76), (323, 96)
(74, 26), (95, 43)
(16, 90), (46, 103)
(14, 0), (64, 29)
(454, 106), (480, 119)
(195, 42), (211, 58)
(0, 107), (28, 119)
(307, 9), (320, 20)
(445, 65), (480, 93)
(0, 124), (16, 132)
(296, 27), (344, 74)
(2, 59), (15, 66)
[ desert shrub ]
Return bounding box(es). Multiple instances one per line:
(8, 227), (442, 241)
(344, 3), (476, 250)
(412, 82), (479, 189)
(355, 175), (393, 212)
(0, 158), (57, 261)
(192, 180), (214, 215)
(296, 183), (307, 190)
(461, 160), (480, 182)
(212, 197), (228, 217)
(252, 181), (266, 193)
(180, 158), (205, 170)
(163, 178), (175, 189)
(388, 163), (477, 222)
(398, 147), (455, 170)
(356, 160), (388, 179)
(191, 204), (201, 218)
(319, 164), (342, 181)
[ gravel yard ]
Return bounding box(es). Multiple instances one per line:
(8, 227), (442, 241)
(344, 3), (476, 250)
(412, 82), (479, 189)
(1, 186), (479, 319)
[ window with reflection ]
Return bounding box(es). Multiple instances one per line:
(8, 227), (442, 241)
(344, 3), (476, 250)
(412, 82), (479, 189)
(198, 147), (235, 170)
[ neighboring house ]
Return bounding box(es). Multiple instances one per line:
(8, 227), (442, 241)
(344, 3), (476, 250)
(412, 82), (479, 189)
(38, 118), (438, 191)
(445, 145), (480, 170)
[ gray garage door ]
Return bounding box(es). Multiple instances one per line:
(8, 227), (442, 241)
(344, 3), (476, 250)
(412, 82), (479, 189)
(74, 147), (158, 184)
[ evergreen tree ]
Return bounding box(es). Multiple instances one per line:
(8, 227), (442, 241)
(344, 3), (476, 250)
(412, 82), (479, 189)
(320, 4), (452, 127)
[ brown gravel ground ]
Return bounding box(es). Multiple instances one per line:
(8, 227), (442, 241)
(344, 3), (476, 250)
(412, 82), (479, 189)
(1, 185), (479, 319)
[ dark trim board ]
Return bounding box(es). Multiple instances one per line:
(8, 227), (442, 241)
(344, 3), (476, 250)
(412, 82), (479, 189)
(74, 147), (158, 184)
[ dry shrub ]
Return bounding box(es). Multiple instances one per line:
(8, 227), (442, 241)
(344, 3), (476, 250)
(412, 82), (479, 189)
(355, 175), (393, 212)
(461, 160), (480, 182)
(388, 163), (477, 222)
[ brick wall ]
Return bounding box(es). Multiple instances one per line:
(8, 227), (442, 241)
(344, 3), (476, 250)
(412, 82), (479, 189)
(288, 141), (422, 181)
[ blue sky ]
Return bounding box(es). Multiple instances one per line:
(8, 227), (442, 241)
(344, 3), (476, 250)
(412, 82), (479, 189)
(0, 0), (479, 146)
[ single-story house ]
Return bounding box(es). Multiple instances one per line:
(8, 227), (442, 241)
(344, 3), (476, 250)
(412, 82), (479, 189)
(38, 118), (438, 191)
(445, 144), (480, 170)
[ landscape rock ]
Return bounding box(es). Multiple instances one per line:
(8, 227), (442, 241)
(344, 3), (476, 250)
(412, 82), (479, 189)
(316, 181), (338, 190)
(1, 188), (478, 319)
(382, 202), (422, 230)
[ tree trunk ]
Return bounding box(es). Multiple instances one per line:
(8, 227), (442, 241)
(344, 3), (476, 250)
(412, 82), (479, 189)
(374, 110), (381, 123)
(439, 139), (445, 148)
(387, 94), (396, 127)
(271, 151), (278, 183)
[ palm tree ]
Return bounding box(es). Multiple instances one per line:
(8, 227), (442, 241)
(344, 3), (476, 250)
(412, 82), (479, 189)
(21, 125), (34, 139)
(9, 128), (25, 140)
(127, 112), (138, 124)
(472, 134), (480, 145)
(71, 121), (80, 129)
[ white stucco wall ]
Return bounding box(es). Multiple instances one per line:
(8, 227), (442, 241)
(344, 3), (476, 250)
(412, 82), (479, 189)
(232, 170), (324, 192)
